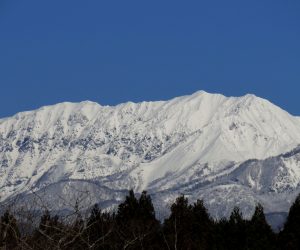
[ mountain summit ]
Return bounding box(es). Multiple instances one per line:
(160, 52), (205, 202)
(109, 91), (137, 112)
(1, 91), (300, 226)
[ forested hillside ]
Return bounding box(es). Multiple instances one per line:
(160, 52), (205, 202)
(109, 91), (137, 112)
(1, 190), (300, 249)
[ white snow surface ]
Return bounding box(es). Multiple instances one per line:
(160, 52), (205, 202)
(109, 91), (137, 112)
(1, 91), (300, 225)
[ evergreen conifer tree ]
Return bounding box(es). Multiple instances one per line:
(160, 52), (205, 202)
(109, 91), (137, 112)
(163, 195), (195, 249)
(85, 203), (114, 249)
(247, 204), (277, 250)
(116, 189), (139, 223)
(191, 200), (214, 249)
(116, 190), (161, 249)
(227, 207), (247, 250)
(279, 194), (300, 250)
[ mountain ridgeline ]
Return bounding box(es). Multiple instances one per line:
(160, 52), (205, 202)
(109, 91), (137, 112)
(1, 91), (300, 228)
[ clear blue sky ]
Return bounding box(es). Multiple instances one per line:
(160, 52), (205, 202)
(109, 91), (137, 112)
(0, 0), (299, 118)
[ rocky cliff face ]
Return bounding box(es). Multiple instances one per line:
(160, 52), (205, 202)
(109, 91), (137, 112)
(1, 91), (300, 226)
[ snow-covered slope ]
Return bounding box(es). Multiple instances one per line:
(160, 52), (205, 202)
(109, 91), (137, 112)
(1, 91), (300, 226)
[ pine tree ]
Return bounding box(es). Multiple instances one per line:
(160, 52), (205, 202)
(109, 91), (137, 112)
(85, 204), (114, 249)
(279, 194), (300, 250)
(191, 200), (214, 249)
(227, 207), (247, 250)
(137, 191), (161, 249)
(212, 217), (230, 250)
(116, 189), (139, 223)
(116, 190), (161, 249)
(139, 191), (156, 221)
(247, 204), (277, 250)
(163, 195), (195, 250)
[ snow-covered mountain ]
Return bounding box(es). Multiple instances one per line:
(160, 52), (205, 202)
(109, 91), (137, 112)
(1, 91), (300, 227)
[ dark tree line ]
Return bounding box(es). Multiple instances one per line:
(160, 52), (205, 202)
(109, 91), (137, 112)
(1, 191), (300, 249)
